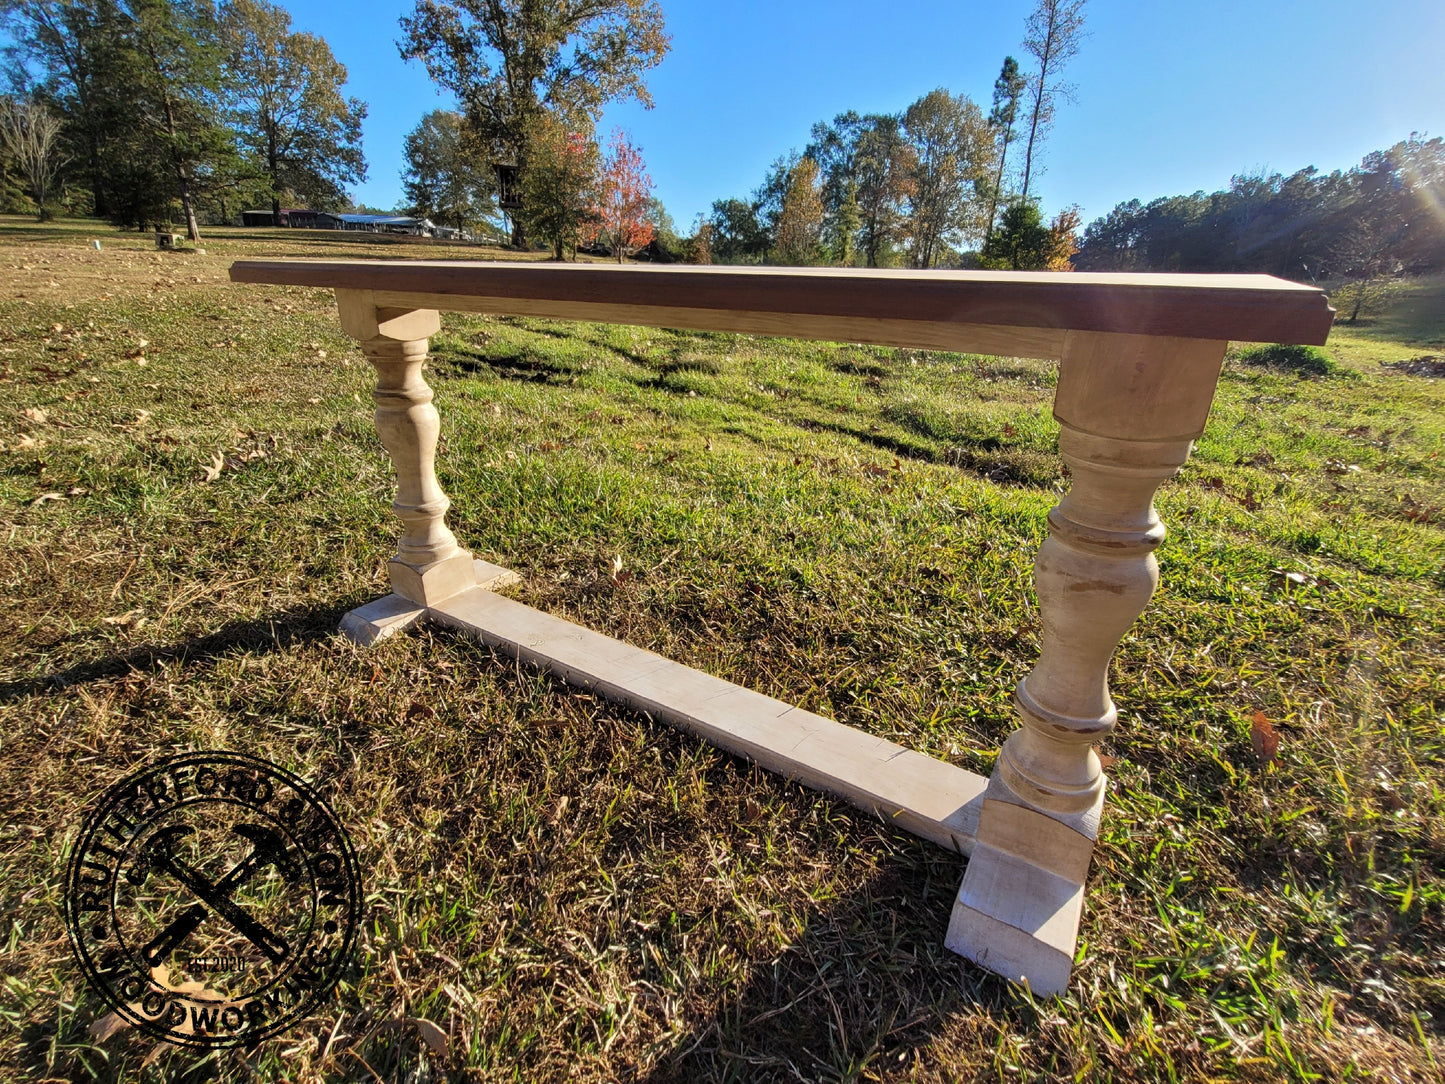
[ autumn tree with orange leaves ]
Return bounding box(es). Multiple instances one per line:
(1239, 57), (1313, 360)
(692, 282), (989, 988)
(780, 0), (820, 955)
(585, 130), (655, 262)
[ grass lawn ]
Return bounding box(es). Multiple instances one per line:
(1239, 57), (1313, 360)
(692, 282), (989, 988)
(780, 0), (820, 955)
(1, 217), (1442, 1082)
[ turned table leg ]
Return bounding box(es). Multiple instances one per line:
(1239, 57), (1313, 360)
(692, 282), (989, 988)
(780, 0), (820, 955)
(333, 290), (486, 644)
(946, 332), (1228, 994)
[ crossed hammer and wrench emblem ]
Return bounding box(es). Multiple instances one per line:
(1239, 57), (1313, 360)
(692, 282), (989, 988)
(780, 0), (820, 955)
(129, 824), (294, 967)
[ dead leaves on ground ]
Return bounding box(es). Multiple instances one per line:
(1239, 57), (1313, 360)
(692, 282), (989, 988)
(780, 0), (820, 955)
(1380, 354), (1445, 378)
(200, 432), (281, 483)
(1250, 709), (1281, 766)
(28, 485), (87, 506)
(374, 1017), (448, 1058)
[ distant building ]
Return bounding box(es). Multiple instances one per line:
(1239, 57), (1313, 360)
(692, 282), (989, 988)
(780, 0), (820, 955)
(239, 209), (439, 236)
(335, 213), (436, 236)
(239, 208), (344, 229)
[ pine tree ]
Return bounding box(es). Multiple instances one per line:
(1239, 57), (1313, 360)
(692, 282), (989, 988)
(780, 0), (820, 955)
(984, 56), (1028, 242)
(1019, 0), (1087, 204)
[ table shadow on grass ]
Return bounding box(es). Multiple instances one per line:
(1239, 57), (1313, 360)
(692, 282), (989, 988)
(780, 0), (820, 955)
(0, 602), (350, 703)
(640, 851), (1000, 1083)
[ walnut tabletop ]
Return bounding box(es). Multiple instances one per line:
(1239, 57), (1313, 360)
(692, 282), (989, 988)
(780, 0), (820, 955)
(229, 260), (1335, 347)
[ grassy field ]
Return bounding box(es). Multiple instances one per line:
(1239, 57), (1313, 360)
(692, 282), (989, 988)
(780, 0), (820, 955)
(1, 217), (1442, 1082)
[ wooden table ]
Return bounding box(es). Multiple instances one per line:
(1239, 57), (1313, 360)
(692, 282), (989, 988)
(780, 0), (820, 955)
(229, 259), (1333, 994)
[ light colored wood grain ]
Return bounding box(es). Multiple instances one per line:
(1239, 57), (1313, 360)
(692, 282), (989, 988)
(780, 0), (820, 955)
(243, 258), (1337, 996)
(335, 291), (476, 606)
(1055, 332), (1229, 441)
(338, 594), (427, 646)
(945, 843), (1081, 996)
(472, 559), (521, 591)
(427, 586), (988, 853)
(370, 291), (1068, 359)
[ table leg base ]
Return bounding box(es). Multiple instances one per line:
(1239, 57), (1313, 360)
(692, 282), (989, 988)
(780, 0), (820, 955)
(944, 786), (1100, 996)
(339, 593), (427, 646)
(340, 560), (521, 645)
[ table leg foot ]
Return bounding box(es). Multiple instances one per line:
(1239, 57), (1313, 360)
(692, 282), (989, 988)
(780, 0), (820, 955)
(339, 594), (427, 646)
(473, 559), (521, 592)
(340, 563), (520, 647)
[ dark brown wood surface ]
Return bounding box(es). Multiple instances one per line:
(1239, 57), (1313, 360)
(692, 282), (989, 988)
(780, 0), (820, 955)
(229, 259), (1335, 344)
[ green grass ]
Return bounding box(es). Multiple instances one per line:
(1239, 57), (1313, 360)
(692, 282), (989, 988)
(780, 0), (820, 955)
(1, 217), (1442, 1081)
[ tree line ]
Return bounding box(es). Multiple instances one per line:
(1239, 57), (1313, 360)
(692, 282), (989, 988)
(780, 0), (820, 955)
(1074, 135), (1445, 310)
(698, 85), (1080, 270)
(698, 0), (1087, 269)
(393, 0), (1089, 268)
(1, 0), (1094, 268)
(14, 0), (1430, 300)
(1, 0), (366, 238)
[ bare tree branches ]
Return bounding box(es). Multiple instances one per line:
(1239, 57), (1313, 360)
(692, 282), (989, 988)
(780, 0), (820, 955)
(0, 96), (66, 219)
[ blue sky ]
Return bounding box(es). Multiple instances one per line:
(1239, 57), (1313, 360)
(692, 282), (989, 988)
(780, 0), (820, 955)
(186, 1), (1445, 227)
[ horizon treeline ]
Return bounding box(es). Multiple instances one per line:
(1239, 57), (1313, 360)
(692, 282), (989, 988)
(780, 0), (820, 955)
(698, 90), (1078, 272)
(1074, 134), (1445, 284)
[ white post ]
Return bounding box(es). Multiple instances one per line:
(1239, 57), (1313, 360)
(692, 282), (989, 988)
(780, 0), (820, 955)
(946, 332), (1228, 994)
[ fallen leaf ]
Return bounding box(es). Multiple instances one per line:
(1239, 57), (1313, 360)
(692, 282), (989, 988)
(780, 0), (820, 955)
(410, 1017), (448, 1057)
(30, 491), (65, 505)
(376, 1018), (448, 1058)
(1250, 710), (1279, 765)
(1271, 568), (1313, 588)
(201, 450), (224, 483)
(103, 609), (145, 627)
(21, 407), (47, 424)
(89, 1011), (129, 1041)
(403, 700), (437, 723)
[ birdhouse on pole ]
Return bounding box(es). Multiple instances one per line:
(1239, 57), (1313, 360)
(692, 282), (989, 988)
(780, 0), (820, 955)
(495, 164), (522, 210)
